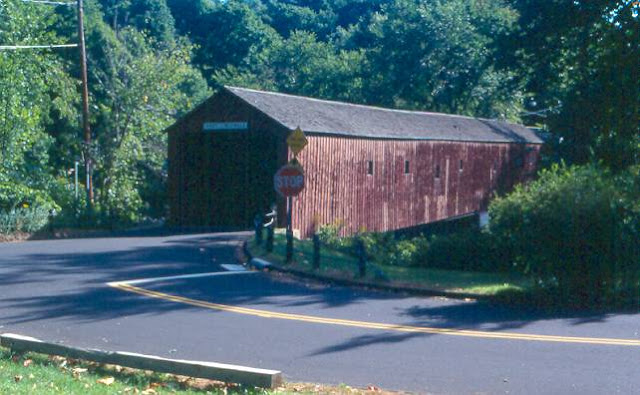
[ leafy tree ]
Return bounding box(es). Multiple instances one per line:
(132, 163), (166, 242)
(216, 30), (367, 102)
(83, 8), (209, 223)
(0, 0), (76, 211)
(509, 0), (639, 169)
(360, 0), (525, 119)
(260, 0), (337, 40)
(98, 0), (177, 44)
(186, 0), (280, 83)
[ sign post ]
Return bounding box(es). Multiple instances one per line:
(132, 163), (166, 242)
(275, 127), (308, 263)
(286, 196), (293, 263)
(274, 163), (305, 263)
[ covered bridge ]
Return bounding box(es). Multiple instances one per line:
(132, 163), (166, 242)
(167, 86), (543, 238)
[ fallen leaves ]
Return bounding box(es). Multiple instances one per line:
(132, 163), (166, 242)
(14, 375), (23, 382)
(97, 376), (115, 385)
(22, 359), (32, 367)
(279, 382), (401, 394)
(71, 367), (88, 378)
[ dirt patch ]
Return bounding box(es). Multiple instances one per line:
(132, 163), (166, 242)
(0, 229), (114, 243)
(0, 232), (31, 243)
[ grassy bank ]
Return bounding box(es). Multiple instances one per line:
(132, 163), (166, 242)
(0, 347), (226, 394)
(0, 348), (398, 394)
(248, 234), (530, 296)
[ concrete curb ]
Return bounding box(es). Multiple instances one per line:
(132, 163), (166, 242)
(240, 240), (492, 301)
(1, 333), (282, 389)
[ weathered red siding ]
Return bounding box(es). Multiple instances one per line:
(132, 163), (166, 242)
(291, 136), (540, 238)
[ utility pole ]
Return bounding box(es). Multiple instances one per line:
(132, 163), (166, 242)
(77, 0), (93, 207)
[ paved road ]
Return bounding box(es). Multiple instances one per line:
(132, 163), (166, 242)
(1, 233), (640, 394)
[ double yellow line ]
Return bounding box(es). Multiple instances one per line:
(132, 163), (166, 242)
(109, 282), (640, 347)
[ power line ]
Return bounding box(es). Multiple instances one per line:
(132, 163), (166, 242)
(20, 0), (75, 5)
(0, 44), (78, 50)
(4, 0), (78, 51)
(11, 0), (94, 206)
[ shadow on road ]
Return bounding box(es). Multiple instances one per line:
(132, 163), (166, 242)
(0, 233), (246, 325)
(1, 232), (637, 356)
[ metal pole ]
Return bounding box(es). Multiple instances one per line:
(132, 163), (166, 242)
(74, 161), (79, 200)
(286, 196), (293, 263)
(77, 0), (93, 208)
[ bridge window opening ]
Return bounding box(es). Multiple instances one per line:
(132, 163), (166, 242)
(367, 160), (374, 175)
(404, 160), (410, 174)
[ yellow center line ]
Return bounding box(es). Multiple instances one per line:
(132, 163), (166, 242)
(109, 282), (640, 347)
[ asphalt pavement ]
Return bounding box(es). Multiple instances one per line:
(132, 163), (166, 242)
(1, 233), (640, 394)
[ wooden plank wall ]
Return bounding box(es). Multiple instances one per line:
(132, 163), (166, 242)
(292, 136), (541, 239)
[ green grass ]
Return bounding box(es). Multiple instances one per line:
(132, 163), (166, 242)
(249, 234), (531, 296)
(0, 348), (392, 395)
(0, 348), (268, 394)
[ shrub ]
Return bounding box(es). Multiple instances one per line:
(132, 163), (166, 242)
(415, 229), (512, 272)
(362, 233), (422, 267)
(317, 220), (351, 249)
(324, 228), (507, 271)
(386, 239), (420, 266)
(0, 182), (58, 212)
(0, 207), (51, 234)
(489, 164), (640, 307)
(0, 182), (59, 234)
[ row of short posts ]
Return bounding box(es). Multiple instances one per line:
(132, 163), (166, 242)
(311, 233), (366, 277)
(255, 214), (367, 278)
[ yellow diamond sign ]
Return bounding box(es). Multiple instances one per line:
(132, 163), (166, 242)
(287, 126), (308, 157)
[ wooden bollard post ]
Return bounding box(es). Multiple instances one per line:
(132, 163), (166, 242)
(313, 233), (320, 270)
(356, 237), (366, 278)
(266, 225), (274, 253)
(286, 229), (293, 264)
(254, 213), (263, 246)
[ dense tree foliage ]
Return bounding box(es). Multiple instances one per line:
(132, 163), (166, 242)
(0, 0), (637, 231)
(489, 164), (640, 307)
(509, 0), (640, 170)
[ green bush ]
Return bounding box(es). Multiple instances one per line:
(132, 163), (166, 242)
(489, 164), (640, 307)
(322, 227), (507, 271)
(0, 182), (58, 212)
(415, 229), (512, 272)
(317, 220), (352, 250)
(0, 207), (51, 234)
(0, 182), (59, 234)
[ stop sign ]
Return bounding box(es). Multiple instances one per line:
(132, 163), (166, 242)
(274, 165), (305, 197)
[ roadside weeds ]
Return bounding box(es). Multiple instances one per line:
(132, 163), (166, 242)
(242, 234), (529, 301)
(0, 348), (405, 395)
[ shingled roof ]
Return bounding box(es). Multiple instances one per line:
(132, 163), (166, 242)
(225, 86), (543, 144)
